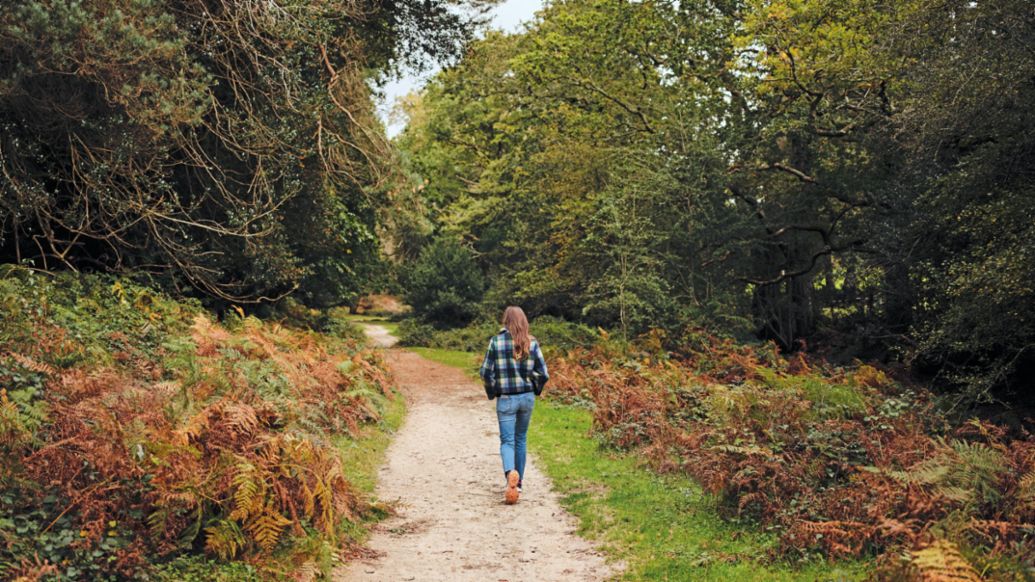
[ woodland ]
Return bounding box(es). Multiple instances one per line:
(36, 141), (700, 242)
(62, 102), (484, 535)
(1, 0), (1034, 580)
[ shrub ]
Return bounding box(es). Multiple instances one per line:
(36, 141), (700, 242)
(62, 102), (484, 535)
(396, 319), (495, 351)
(0, 269), (395, 578)
(527, 316), (599, 354)
(396, 315), (599, 355)
(402, 239), (485, 326)
(546, 331), (1035, 576)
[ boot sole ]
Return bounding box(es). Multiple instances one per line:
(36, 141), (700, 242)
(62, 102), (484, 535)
(504, 471), (520, 504)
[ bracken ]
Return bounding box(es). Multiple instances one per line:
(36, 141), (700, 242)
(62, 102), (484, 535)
(548, 332), (1035, 580)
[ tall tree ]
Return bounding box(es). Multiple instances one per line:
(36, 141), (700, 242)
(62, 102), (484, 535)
(0, 0), (490, 305)
(398, 0), (1035, 401)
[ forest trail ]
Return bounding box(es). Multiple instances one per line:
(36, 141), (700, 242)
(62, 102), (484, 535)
(361, 323), (399, 348)
(334, 325), (616, 582)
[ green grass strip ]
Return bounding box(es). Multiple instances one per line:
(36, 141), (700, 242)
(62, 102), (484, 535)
(341, 314), (402, 338)
(531, 401), (865, 581)
(406, 347), (481, 378)
(336, 392), (407, 496)
(331, 389), (407, 551)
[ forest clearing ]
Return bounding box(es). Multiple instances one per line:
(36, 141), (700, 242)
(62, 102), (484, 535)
(2, 0), (1034, 580)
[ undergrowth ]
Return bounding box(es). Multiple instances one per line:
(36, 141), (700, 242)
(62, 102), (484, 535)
(531, 401), (865, 581)
(396, 315), (598, 355)
(548, 329), (1035, 580)
(0, 268), (397, 580)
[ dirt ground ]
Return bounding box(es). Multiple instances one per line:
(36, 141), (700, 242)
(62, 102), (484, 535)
(361, 324), (398, 348)
(334, 330), (617, 582)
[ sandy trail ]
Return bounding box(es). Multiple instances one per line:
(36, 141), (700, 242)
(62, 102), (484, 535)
(358, 323), (398, 348)
(335, 331), (615, 582)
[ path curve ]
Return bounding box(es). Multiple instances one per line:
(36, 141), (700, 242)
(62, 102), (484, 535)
(335, 332), (616, 581)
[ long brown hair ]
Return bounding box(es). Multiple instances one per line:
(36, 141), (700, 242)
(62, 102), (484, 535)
(501, 306), (531, 360)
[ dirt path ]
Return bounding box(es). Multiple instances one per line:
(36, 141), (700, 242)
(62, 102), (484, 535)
(357, 323), (398, 348)
(335, 332), (616, 581)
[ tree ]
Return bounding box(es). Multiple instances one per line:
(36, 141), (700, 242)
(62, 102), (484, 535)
(0, 0), (489, 305)
(397, 0), (1035, 402)
(403, 238), (485, 326)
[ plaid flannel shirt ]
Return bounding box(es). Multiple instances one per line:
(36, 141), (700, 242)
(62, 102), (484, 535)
(479, 328), (549, 398)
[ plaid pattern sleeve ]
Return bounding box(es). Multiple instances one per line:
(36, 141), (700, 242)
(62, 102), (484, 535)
(479, 336), (497, 398)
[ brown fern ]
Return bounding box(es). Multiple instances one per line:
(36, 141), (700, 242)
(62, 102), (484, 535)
(5, 351), (56, 376)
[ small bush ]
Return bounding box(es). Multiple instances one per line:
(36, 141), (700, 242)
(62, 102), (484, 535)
(322, 307), (368, 342)
(396, 319), (494, 351)
(402, 239), (485, 326)
(397, 315), (598, 355)
(528, 315), (599, 353)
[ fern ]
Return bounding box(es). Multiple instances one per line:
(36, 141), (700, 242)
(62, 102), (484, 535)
(205, 519), (247, 560)
(344, 385), (388, 418)
(0, 389), (27, 446)
(890, 460), (951, 486)
(248, 509), (291, 552)
(225, 402), (259, 435)
(146, 507), (170, 538)
(5, 351), (56, 376)
(179, 406), (214, 444)
(313, 476), (336, 533)
(1016, 469), (1035, 510)
(294, 560), (320, 582)
(230, 461), (264, 522)
(0, 388), (46, 446)
(709, 443), (772, 457)
(949, 440), (1007, 507)
(890, 438), (1007, 508)
(908, 539), (981, 581)
(0, 273), (390, 574)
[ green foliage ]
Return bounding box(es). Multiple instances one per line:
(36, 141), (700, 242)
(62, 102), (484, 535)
(152, 555), (261, 582)
(322, 308), (369, 343)
(397, 315), (598, 355)
(269, 300), (367, 343)
(531, 316), (601, 355)
(402, 238), (486, 326)
(397, 0), (1035, 402)
(396, 1), (739, 335)
(397, 319), (496, 351)
(0, 0), (485, 307)
(757, 368), (869, 420)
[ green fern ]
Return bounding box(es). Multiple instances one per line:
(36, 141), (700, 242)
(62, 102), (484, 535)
(146, 507), (170, 538)
(890, 438), (1007, 509)
(230, 461), (263, 522)
(949, 440), (1007, 507)
(344, 384), (388, 417)
(1016, 469), (1035, 509)
(248, 509), (291, 552)
(205, 519), (247, 560)
(909, 539), (981, 581)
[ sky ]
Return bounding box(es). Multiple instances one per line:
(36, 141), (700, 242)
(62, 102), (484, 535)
(376, 0), (545, 138)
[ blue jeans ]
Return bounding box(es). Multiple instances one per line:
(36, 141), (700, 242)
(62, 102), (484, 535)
(496, 392), (535, 479)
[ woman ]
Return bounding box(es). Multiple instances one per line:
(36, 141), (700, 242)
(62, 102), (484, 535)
(479, 306), (549, 504)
